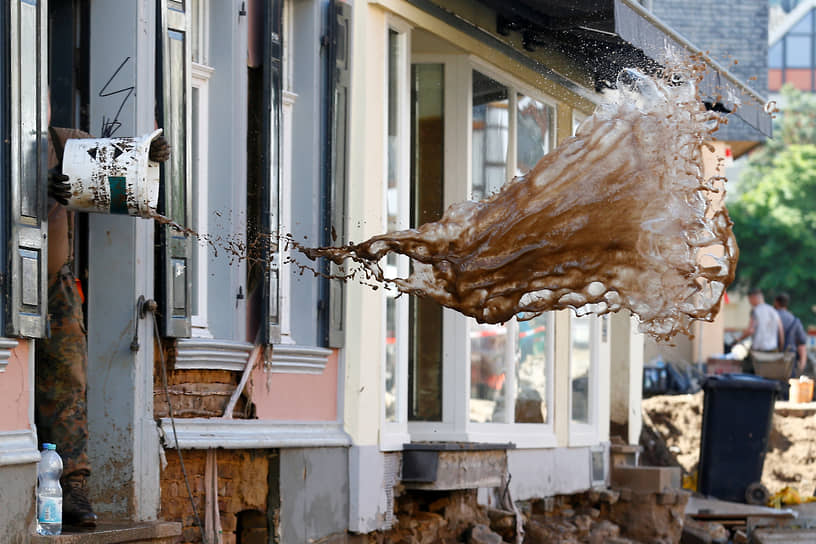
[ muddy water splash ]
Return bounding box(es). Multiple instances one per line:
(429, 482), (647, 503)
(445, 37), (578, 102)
(302, 67), (737, 340)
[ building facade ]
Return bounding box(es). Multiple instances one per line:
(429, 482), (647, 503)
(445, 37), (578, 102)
(0, 0), (768, 542)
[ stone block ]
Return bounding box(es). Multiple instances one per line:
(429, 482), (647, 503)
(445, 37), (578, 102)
(466, 523), (503, 544)
(610, 465), (681, 494)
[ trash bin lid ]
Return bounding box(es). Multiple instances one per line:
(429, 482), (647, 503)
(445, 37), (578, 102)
(702, 373), (781, 392)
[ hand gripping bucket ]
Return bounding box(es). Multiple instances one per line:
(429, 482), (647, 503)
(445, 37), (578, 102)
(61, 129), (162, 218)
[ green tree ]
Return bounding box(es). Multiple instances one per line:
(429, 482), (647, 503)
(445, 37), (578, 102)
(730, 86), (816, 325)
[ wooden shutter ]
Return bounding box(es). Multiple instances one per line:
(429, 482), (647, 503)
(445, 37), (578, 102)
(156, 0), (192, 338)
(4, 0), (49, 338)
(261, 0), (283, 345)
(326, 0), (351, 348)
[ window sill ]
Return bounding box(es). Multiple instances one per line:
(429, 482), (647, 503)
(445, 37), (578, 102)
(0, 338), (19, 373)
(264, 344), (332, 375)
(158, 418), (350, 449)
(174, 338), (254, 371)
(407, 422), (558, 449)
(0, 429), (40, 467)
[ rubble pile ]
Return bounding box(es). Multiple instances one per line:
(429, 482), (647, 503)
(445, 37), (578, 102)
(369, 487), (689, 544)
(642, 392), (816, 496)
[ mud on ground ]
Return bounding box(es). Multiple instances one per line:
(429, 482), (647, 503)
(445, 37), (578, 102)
(641, 392), (816, 496)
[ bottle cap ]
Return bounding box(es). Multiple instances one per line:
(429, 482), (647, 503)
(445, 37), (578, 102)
(43, 443), (56, 451)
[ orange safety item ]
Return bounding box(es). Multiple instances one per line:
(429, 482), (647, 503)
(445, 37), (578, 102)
(74, 278), (85, 304)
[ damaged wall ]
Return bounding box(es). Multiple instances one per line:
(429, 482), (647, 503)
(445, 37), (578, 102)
(160, 449), (272, 544)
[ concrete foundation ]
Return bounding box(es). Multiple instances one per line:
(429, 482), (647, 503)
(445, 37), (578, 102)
(280, 447), (349, 544)
(0, 462), (37, 542)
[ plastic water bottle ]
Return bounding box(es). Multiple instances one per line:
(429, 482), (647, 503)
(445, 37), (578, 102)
(37, 443), (63, 535)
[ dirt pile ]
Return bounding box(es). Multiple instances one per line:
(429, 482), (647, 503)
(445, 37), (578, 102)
(641, 392), (816, 496)
(369, 488), (688, 543)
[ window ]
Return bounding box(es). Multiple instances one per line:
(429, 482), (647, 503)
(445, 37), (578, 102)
(5, 0), (49, 338)
(157, 0), (194, 338)
(785, 35), (811, 68)
(190, 0), (214, 338)
(769, 41), (783, 69)
(468, 70), (556, 428)
(769, 9), (816, 91)
(382, 21), (412, 449)
(568, 314), (610, 446)
(389, 52), (558, 447)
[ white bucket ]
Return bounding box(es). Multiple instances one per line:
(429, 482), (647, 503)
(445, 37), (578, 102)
(61, 129), (163, 218)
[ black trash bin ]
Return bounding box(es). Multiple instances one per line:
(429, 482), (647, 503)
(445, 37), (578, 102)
(698, 373), (780, 504)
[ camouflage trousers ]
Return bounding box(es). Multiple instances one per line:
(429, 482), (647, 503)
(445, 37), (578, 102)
(35, 264), (90, 478)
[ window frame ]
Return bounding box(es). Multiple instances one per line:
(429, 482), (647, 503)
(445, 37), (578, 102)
(0, 2), (7, 336)
(399, 53), (559, 448)
(190, 61), (214, 338)
(380, 16), (413, 451)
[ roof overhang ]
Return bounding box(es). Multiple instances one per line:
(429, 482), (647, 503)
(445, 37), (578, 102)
(475, 0), (771, 139)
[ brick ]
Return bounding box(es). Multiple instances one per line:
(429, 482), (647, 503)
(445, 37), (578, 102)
(610, 466), (681, 494)
(221, 512), (238, 533)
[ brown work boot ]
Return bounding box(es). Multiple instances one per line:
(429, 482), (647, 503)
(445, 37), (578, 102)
(62, 471), (98, 528)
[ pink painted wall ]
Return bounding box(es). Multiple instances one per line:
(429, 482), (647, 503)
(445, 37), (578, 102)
(0, 340), (31, 431)
(248, 349), (339, 421)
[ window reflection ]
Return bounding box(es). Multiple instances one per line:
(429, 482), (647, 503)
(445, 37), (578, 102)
(471, 71), (508, 201)
(408, 63), (444, 422)
(515, 315), (549, 423)
(470, 71), (510, 423)
(571, 316), (591, 424)
(516, 94), (554, 175)
(385, 30), (400, 422)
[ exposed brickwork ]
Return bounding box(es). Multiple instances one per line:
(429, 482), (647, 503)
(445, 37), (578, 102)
(153, 339), (250, 418)
(160, 449), (274, 543)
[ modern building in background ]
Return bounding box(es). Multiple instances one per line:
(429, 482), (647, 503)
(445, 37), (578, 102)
(0, 0), (769, 542)
(769, 0), (816, 94)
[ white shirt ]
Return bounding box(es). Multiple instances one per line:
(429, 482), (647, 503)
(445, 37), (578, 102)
(751, 303), (781, 351)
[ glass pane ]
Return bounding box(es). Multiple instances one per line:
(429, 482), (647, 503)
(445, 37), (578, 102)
(20, 2), (41, 219)
(167, 29), (187, 224)
(769, 41), (783, 69)
(516, 94), (554, 175)
(470, 320), (510, 423)
(471, 71), (508, 200)
(385, 30), (400, 423)
(408, 64), (444, 421)
(516, 315), (549, 423)
(190, 86), (200, 317)
(571, 316), (591, 424)
(191, 0), (200, 64)
(791, 11), (812, 34)
(786, 35), (812, 68)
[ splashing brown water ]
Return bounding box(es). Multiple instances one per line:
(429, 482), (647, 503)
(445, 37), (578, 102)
(301, 67), (738, 341)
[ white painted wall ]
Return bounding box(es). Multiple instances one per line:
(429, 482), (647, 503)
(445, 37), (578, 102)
(508, 447), (592, 500)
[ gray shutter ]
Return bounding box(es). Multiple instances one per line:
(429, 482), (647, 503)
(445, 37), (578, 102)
(4, 0), (49, 338)
(327, 0), (351, 348)
(156, 0), (192, 338)
(262, 0), (283, 345)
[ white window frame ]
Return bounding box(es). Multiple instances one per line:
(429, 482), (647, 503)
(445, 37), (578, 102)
(277, 0), (295, 345)
(191, 61), (214, 338)
(380, 16), (412, 451)
(401, 53), (559, 448)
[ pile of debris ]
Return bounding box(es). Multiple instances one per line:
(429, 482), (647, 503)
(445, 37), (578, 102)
(641, 392), (816, 497)
(368, 484), (689, 544)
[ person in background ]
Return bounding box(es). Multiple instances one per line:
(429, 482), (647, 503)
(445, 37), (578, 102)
(736, 288), (784, 372)
(42, 119), (169, 527)
(774, 293), (808, 376)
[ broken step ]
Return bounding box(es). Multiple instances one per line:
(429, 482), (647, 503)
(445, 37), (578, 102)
(31, 521), (181, 544)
